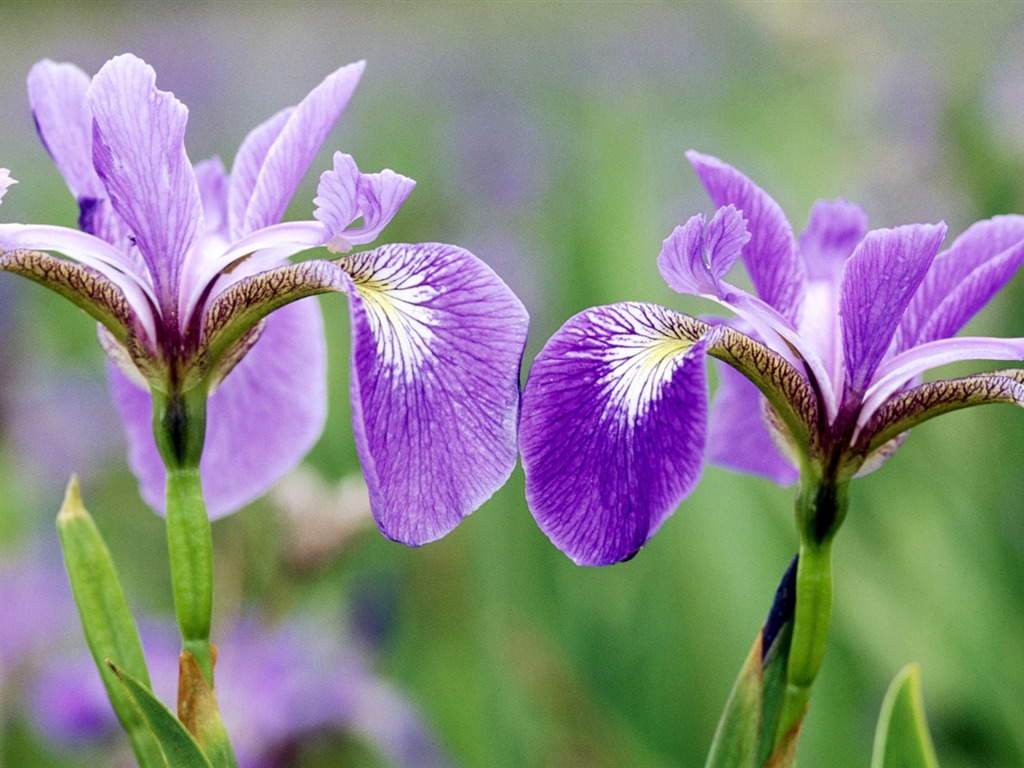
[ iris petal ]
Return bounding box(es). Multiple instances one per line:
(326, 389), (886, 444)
(520, 302), (709, 566)
(341, 242), (528, 545)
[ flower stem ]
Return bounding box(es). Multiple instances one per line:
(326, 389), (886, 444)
(774, 474), (848, 743)
(166, 466), (215, 684)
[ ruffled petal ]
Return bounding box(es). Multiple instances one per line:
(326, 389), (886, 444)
(314, 152), (415, 250)
(237, 62), (365, 236)
(111, 298), (328, 518)
(686, 150), (804, 322)
(707, 361), (799, 484)
(88, 54), (203, 309)
(0, 169), (15, 201)
(840, 223), (946, 395)
(341, 242), (528, 545)
(895, 215), (1024, 352)
(520, 302), (709, 566)
(657, 206), (749, 296)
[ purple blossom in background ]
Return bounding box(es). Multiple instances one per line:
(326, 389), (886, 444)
(0, 54), (528, 543)
(520, 151), (1024, 565)
(27, 613), (450, 768)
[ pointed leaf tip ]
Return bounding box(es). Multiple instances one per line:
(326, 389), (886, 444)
(871, 664), (940, 768)
(58, 474), (86, 522)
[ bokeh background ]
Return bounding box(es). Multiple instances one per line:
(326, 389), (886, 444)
(2, 2), (1024, 767)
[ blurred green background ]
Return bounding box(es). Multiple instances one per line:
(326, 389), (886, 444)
(2, 2), (1024, 766)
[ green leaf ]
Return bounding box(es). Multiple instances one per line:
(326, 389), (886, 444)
(871, 664), (940, 768)
(110, 662), (214, 768)
(56, 477), (165, 768)
(704, 633), (762, 768)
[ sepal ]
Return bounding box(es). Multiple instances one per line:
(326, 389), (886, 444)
(870, 664), (940, 768)
(858, 368), (1024, 455)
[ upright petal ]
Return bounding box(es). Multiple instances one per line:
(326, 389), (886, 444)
(88, 54), (203, 310)
(798, 198), (869, 279)
(686, 151), (804, 321)
(227, 107), (292, 238)
(520, 302), (709, 566)
(0, 169), (14, 201)
(237, 62), (365, 236)
(341, 242), (528, 545)
(840, 223), (946, 395)
(111, 298), (328, 517)
(27, 60), (131, 248)
(895, 215), (1024, 351)
(707, 362), (799, 484)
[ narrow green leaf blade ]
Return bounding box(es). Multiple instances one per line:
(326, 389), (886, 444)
(56, 476), (164, 768)
(110, 662), (214, 768)
(704, 633), (762, 768)
(871, 664), (941, 768)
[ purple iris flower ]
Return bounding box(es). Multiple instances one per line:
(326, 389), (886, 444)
(520, 151), (1024, 566)
(0, 54), (527, 544)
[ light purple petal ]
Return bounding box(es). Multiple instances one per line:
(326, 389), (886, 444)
(895, 215), (1024, 351)
(227, 107), (292, 238)
(111, 297), (327, 518)
(0, 223), (157, 341)
(27, 60), (132, 248)
(797, 198), (869, 280)
(88, 53), (203, 310)
(520, 302), (708, 566)
(314, 152), (416, 250)
(341, 242), (528, 545)
(238, 62), (365, 236)
(686, 150), (804, 321)
(194, 156), (230, 236)
(707, 362), (799, 484)
(840, 223), (946, 394)
(858, 335), (1024, 430)
(657, 206), (749, 296)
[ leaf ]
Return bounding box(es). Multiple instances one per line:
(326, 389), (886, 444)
(110, 661), (214, 768)
(704, 633), (762, 768)
(56, 477), (164, 768)
(871, 664), (940, 768)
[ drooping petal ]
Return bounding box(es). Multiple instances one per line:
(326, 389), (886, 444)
(111, 298), (328, 518)
(858, 335), (1024, 428)
(88, 54), (203, 310)
(520, 302), (709, 566)
(707, 362), (799, 484)
(894, 215), (1024, 351)
(858, 368), (1024, 454)
(797, 198), (869, 279)
(686, 150), (804, 322)
(657, 206), (750, 296)
(840, 223), (946, 395)
(237, 61), (365, 236)
(341, 242), (528, 545)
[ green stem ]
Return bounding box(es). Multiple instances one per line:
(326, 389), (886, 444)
(166, 466), (215, 685)
(774, 473), (848, 742)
